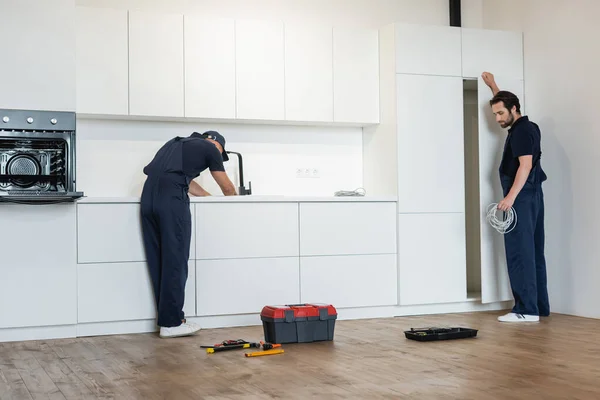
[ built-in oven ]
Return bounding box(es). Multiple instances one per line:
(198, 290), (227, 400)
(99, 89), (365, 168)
(0, 108), (84, 204)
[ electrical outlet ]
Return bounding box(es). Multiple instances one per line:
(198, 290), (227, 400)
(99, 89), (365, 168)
(296, 167), (320, 178)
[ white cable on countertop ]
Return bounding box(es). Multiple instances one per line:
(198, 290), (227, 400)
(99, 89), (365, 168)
(334, 187), (366, 197)
(486, 203), (517, 234)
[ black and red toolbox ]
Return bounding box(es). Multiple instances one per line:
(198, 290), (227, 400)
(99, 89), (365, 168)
(260, 304), (337, 344)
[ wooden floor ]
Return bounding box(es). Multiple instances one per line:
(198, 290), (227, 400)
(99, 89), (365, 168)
(1, 311), (600, 399)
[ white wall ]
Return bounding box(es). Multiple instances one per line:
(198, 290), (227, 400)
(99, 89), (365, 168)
(482, 0), (600, 319)
(76, 119), (363, 197)
(74, 0), (483, 197)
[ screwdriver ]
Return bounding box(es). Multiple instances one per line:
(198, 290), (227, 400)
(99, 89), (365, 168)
(260, 341), (281, 350)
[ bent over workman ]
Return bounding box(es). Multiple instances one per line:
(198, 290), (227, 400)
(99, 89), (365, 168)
(482, 72), (550, 323)
(140, 131), (237, 338)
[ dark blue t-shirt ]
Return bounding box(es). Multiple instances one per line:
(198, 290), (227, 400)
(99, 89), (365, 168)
(182, 137), (225, 179)
(499, 116), (542, 178)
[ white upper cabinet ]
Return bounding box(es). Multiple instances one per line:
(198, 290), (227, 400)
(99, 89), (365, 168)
(184, 17), (236, 119)
(0, 0), (75, 111)
(395, 24), (462, 77)
(333, 27), (380, 124)
(461, 28), (524, 80)
(75, 7), (128, 115)
(284, 24), (334, 122)
(396, 74), (465, 213)
(235, 19), (285, 121)
(129, 11), (184, 117)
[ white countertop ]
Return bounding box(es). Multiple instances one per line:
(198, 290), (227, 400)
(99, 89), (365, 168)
(78, 195), (397, 204)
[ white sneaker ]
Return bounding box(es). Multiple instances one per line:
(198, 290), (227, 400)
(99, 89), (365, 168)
(159, 322), (201, 338)
(498, 312), (539, 322)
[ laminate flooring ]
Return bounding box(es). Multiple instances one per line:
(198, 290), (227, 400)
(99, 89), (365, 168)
(1, 311), (599, 399)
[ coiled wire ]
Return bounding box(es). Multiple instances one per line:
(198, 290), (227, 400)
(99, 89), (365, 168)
(486, 203), (517, 234)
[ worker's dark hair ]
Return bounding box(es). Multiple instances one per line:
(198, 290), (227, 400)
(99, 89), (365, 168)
(490, 90), (521, 114)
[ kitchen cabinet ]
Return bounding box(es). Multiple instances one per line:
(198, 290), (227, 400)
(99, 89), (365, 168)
(77, 261), (195, 323)
(0, 0), (75, 111)
(196, 257), (299, 316)
(333, 27), (380, 124)
(235, 19), (285, 121)
(75, 7), (128, 115)
(395, 23), (462, 77)
(77, 203), (196, 263)
(0, 205), (76, 329)
(128, 10), (184, 117)
(461, 28), (524, 80)
(299, 202), (396, 256)
(397, 213), (467, 305)
(195, 202), (299, 259)
(300, 254), (397, 308)
(284, 24), (333, 122)
(184, 16), (236, 119)
(395, 74), (465, 213)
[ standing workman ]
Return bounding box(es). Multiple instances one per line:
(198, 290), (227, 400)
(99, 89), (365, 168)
(140, 131), (237, 338)
(482, 72), (550, 323)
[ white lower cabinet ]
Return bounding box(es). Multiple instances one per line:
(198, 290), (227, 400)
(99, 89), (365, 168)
(300, 254), (397, 308)
(77, 203), (196, 263)
(398, 213), (467, 305)
(77, 261), (196, 323)
(196, 257), (300, 316)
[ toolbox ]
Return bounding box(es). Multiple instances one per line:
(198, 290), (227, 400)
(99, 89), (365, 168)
(404, 327), (478, 342)
(260, 304), (337, 344)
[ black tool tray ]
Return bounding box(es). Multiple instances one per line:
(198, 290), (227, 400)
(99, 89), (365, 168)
(404, 327), (478, 341)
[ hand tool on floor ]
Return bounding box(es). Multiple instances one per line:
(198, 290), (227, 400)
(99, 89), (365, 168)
(260, 341), (281, 350)
(206, 342), (260, 354)
(244, 349), (284, 357)
(201, 339), (254, 349)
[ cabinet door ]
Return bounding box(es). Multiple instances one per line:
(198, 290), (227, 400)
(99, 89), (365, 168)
(129, 11), (184, 117)
(75, 7), (128, 115)
(396, 74), (465, 213)
(300, 254), (397, 308)
(477, 77), (524, 303)
(461, 28), (524, 80)
(284, 24), (333, 122)
(195, 203), (299, 259)
(0, 0), (75, 111)
(398, 213), (467, 305)
(77, 261), (195, 323)
(299, 202), (396, 256)
(235, 19), (285, 120)
(184, 17), (235, 119)
(395, 24), (461, 77)
(77, 203), (196, 263)
(333, 28), (379, 124)
(0, 205), (76, 329)
(196, 258), (299, 316)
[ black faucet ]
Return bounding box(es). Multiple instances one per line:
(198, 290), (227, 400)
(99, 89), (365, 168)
(226, 151), (252, 195)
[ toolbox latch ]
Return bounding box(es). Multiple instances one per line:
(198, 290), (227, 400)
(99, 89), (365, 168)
(284, 309), (294, 323)
(319, 307), (327, 320)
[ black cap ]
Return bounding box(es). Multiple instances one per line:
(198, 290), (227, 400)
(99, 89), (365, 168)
(192, 130), (229, 161)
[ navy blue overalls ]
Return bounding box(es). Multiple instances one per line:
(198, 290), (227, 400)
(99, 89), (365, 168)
(140, 136), (195, 327)
(500, 132), (550, 317)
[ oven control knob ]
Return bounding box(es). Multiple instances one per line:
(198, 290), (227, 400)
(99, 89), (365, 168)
(50, 118), (57, 125)
(26, 117), (33, 124)
(2, 116), (8, 123)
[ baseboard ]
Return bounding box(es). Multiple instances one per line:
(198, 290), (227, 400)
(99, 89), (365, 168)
(0, 300), (513, 343)
(0, 324), (77, 343)
(77, 319), (158, 337)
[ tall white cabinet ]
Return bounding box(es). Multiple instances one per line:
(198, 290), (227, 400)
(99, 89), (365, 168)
(363, 23), (524, 306)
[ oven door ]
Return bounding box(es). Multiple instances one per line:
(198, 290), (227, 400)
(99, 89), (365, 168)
(0, 191), (85, 204)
